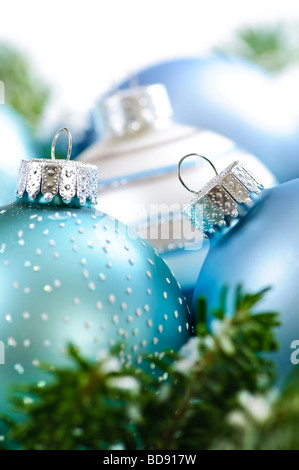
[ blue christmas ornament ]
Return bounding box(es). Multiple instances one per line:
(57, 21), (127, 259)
(0, 129), (191, 428)
(120, 56), (299, 182)
(0, 105), (38, 205)
(192, 177), (299, 384)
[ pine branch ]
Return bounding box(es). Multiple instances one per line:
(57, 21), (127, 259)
(216, 23), (299, 73)
(0, 286), (284, 450)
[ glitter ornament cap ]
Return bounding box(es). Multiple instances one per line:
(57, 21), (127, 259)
(99, 84), (173, 137)
(16, 128), (98, 206)
(178, 154), (264, 235)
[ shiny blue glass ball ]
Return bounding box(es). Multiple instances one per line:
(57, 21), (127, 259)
(0, 196), (191, 420)
(193, 179), (299, 384)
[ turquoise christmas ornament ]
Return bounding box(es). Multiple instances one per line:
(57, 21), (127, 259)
(0, 106), (38, 205)
(0, 129), (191, 430)
(192, 177), (299, 385)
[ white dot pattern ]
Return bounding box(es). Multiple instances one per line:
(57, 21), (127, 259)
(0, 200), (192, 426)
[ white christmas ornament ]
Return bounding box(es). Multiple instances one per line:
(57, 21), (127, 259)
(78, 85), (276, 295)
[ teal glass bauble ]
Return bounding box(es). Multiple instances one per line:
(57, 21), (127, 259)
(0, 153), (191, 431)
(192, 178), (299, 385)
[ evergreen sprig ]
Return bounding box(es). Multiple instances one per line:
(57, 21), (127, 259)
(1, 287), (294, 450)
(0, 42), (49, 128)
(217, 23), (299, 73)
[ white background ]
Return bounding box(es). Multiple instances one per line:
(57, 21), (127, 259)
(1, 0), (299, 108)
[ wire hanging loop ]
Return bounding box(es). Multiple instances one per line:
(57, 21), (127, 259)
(177, 153), (218, 194)
(51, 127), (72, 161)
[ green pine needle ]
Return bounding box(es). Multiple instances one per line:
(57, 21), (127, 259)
(216, 23), (299, 73)
(0, 286), (292, 450)
(0, 42), (50, 128)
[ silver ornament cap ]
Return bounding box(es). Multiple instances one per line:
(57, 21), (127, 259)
(16, 128), (98, 206)
(98, 84), (173, 137)
(179, 155), (264, 235)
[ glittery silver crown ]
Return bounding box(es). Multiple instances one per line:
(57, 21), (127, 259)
(183, 161), (263, 234)
(99, 84), (172, 137)
(16, 159), (98, 205)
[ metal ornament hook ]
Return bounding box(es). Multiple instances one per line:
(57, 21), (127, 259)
(177, 153), (218, 194)
(51, 127), (72, 161)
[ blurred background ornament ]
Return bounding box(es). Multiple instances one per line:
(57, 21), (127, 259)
(78, 83), (276, 301)
(119, 56), (299, 183)
(0, 105), (39, 206)
(0, 129), (191, 426)
(192, 177), (299, 385)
